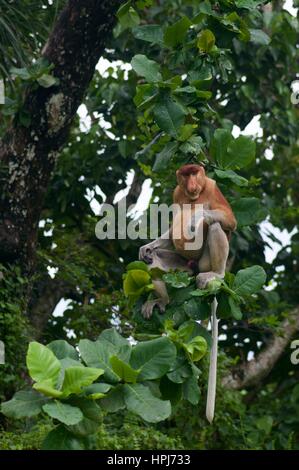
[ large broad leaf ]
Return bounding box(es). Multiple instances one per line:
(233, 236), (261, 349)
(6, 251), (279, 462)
(42, 425), (84, 450)
(42, 401), (83, 426)
(100, 385), (126, 413)
(131, 54), (162, 83)
(233, 265), (266, 296)
(211, 131), (255, 169)
(228, 296), (243, 320)
(124, 383), (171, 423)
(227, 135), (256, 169)
(98, 328), (130, 350)
(67, 417), (99, 437)
(130, 337), (176, 381)
(214, 169), (248, 187)
(182, 376), (201, 405)
(153, 142), (178, 171)
(26, 342), (61, 386)
(159, 376), (182, 405)
(132, 25), (163, 45)
(1, 391), (48, 419)
(110, 356), (140, 383)
(61, 366), (104, 397)
(33, 380), (63, 398)
(69, 397), (102, 423)
(180, 135), (204, 155)
(153, 98), (185, 138)
(210, 129), (232, 167)
(164, 16), (191, 47)
(78, 339), (120, 383)
(231, 197), (267, 227)
(47, 340), (79, 361)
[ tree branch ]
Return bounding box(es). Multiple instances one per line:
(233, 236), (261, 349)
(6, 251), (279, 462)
(0, 0), (122, 270)
(223, 306), (299, 390)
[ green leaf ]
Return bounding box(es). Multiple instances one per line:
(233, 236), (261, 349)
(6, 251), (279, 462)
(100, 385), (126, 413)
(233, 265), (266, 296)
(163, 272), (190, 288)
(43, 401), (83, 426)
(83, 383), (112, 399)
(180, 135), (204, 155)
(118, 5), (140, 29)
(1, 391), (48, 419)
(130, 337), (176, 380)
(228, 296), (242, 320)
(153, 142), (178, 171)
(42, 425), (84, 450)
(47, 340), (79, 360)
(33, 380), (63, 398)
(197, 29), (216, 52)
(182, 376), (200, 405)
(210, 129), (232, 167)
(214, 169), (248, 187)
(249, 29), (271, 45)
(131, 54), (162, 83)
(126, 261), (149, 272)
(231, 197), (266, 226)
(37, 74), (56, 88)
(67, 417), (99, 437)
(123, 269), (152, 296)
(78, 339), (120, 384)
(227, 135), (256, 169)
(132, 25), (163, 44)
(160, 376), (182, 405)
(183, 336), (207, 362)
(153, 98), (185, 137)
(124, 383), (171, 423)
(98, 328), (130, 350)
(10, 66), (31, 80)
(27, 342), (61, 386)
(164, 16), (192, 47)
(235, 0), (265, 10)
(61, 367), (104, 397)
(110, 356), (140, 383)
(256, 416), (273, 434)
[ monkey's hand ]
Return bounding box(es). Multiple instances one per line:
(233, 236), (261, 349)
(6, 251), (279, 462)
(196, 272), (222, 289)
(203, 210), (216, 226)
(141, 299), (166, 319)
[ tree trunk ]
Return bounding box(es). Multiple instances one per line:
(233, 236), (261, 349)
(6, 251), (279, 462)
(0, 0), (122, 272)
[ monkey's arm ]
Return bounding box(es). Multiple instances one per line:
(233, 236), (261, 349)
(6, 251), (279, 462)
(204, 184), (237, 232)
(203, 208), (237, 232)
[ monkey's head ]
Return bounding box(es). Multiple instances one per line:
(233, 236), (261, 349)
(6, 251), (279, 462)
(176, 164), (206, 200)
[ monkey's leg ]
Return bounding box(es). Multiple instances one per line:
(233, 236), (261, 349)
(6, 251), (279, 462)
(196, 222), (229, 289)
(141, 248), (193, 319)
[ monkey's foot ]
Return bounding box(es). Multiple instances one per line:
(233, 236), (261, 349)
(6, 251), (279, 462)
(196, 272), (222, 289)
(141, 299), (166, 319)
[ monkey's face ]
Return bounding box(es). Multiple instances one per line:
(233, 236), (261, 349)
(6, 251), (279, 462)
(176, 166), (206, 200)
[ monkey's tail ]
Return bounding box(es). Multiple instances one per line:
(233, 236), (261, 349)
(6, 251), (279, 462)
(206, 296), (218, 424)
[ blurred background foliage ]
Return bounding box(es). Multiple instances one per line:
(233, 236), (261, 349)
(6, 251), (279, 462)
(0, 0), (299, 449)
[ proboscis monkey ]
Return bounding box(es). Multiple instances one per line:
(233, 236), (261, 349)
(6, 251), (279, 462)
(139, 163), (237, 423)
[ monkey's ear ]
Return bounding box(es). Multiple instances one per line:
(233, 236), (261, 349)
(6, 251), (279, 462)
(176, 169), (180, 180)
(199, 166), (206, 176)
